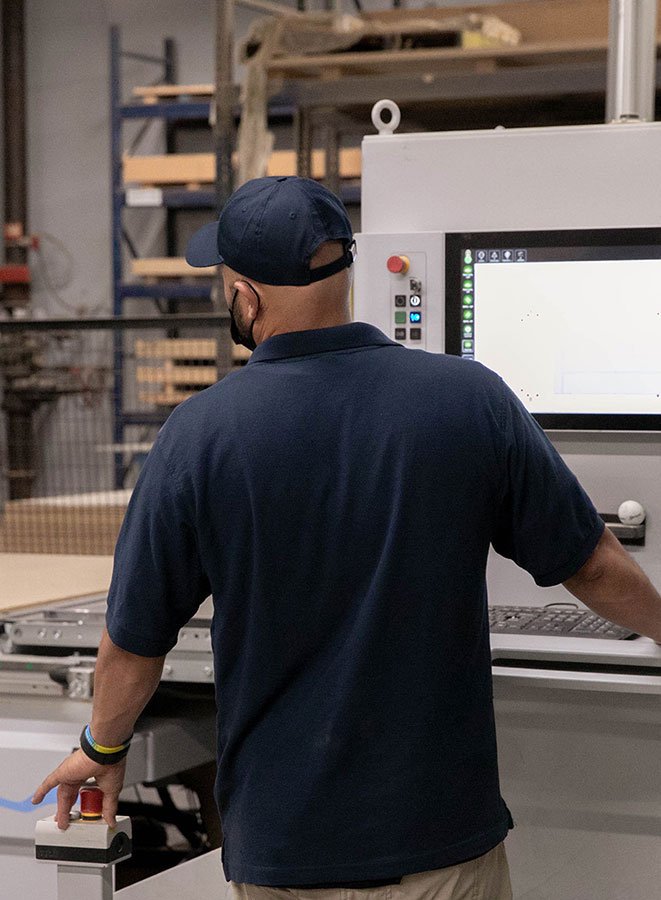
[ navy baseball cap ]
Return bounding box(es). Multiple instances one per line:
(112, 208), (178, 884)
(185, 176), (354, 286)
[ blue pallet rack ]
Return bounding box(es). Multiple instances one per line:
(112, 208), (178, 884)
(109, 26), (360, 485)
(110, 25), (222, 486)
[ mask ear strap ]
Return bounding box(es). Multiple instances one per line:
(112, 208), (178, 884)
(245, 283), (261, 306)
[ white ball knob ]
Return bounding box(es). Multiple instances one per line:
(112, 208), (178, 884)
(617, 500), (646, 526)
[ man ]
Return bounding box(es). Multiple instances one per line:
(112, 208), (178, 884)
(34, 176), (661, 900)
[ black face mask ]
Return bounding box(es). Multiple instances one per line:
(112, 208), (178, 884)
(229, 286), (259, 352)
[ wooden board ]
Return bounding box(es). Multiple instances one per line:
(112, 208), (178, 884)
(133, 83), (215, 101)
(0, 553), (114, 613)
(265, 37), (613, 76)
(131, 258), (216, 278)
(123, 148), (362, 186)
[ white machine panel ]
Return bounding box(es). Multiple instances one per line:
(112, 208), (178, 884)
(361, 122), (661, 234)
(353, 232), (444, 351)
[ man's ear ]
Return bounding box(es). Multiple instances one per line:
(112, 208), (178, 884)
(233, 281), (260, 321)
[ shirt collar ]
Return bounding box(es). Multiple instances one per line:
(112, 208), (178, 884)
(247, 322), (397, 364)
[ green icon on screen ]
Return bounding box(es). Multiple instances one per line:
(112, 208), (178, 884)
(462, 266), (473, 276)
(464, 250), (473, 263)
(462, 295), (473, 306)
(463, 280), (472, 291)
(463, 309), (473, 321)
(463, 340), (474, 350)
(463, 324), (473, 337)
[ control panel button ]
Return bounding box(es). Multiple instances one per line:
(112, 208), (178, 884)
(394, 294), (407, 307)
(409, 311), (421, 323)
(409, 278), (422, 292)
(409, 294), (422, 307)
(395, 327), (407, 340)
(394, 311), (407, 324)
(387, 255), (410, 274)
(410, 328), (422, 340)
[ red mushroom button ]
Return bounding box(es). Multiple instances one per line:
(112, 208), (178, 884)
(80, 785), (103, 820)
(387, 255), (410, 274)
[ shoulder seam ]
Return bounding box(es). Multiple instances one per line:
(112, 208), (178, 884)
(152, 434), (186, 502)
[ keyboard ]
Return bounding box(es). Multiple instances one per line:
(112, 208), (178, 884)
(489, 605), (636, 640)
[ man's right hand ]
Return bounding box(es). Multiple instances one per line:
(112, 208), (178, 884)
(32, 749), (127, 830)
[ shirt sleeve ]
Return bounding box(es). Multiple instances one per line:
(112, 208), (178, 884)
(106, 439), (210, 656)
(491, 379), (605, 587)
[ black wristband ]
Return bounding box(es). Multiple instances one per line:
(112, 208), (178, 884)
(79, 725), (132, 766)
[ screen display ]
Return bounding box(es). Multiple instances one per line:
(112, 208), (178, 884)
(445, 229), (661, 430)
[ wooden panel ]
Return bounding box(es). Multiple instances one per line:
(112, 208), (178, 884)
(0, 553), (114, 612)
(135, 338), (217, 360)
(123, 148), (362, 186)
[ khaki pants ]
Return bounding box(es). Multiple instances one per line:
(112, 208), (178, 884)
(231, 842), (513, 900)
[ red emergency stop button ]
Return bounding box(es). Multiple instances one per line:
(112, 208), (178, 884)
(80, 785), (103, 820)
(387, 255), (410, 274)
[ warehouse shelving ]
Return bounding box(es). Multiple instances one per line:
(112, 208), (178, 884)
(109, 27), (227, 488)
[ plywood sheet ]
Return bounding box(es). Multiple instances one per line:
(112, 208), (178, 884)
(0, 553), (114, 613)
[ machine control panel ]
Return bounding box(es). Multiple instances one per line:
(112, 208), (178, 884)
(354, 232), (445, 352)
(387, 251), (427, 347)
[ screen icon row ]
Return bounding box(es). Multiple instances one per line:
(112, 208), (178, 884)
(475, 249), (527, 263)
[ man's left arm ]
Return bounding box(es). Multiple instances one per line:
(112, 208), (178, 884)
(32, 425), (210, 829)
(32, 628), (165, 829)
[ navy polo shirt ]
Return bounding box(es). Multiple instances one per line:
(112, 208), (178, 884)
(106, 322), (604, 885)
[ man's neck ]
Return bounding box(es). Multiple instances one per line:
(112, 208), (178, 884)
(259, 311), (352, 342)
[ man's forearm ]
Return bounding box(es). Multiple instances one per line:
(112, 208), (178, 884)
(563, 528), (661, 642)
(90, 628), (166, 746)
